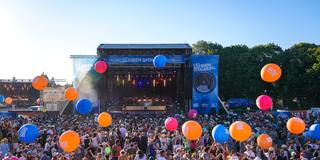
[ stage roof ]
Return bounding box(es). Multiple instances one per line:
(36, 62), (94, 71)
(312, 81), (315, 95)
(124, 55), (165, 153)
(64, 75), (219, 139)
(98, 43), (192, 49)
(97, 43), (192, 56)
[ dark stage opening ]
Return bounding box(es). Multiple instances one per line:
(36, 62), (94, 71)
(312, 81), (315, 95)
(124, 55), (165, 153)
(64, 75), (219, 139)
(98, 64), (186, 113)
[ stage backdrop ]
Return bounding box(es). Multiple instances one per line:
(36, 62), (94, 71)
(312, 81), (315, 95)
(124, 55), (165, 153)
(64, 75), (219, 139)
(191, 55), (219, 114)
(71, 55), (100, 114)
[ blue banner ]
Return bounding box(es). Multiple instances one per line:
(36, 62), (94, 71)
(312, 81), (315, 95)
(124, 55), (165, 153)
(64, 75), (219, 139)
(103, 55), (185, 64)
(191, 55), (219, 114)
(227, 98), (254, 108)
(0, 112), (17, 118)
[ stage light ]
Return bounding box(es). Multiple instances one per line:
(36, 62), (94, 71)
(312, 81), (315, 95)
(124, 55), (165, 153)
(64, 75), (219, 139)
(164, 79), (166, 87)
(122, 79), (125, 86)
(169, 78), (172, 81)
(153, 79), (156, 87)
(116, 75), (119, 81)
(158, 73), (160, 78)
(128, 73), (131, 81)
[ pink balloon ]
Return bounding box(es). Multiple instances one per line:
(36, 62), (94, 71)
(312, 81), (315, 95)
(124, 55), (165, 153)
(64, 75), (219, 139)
(3, 156), (18, 160)
(256, 95), (273, 110)
(94, 60), (108, 73)
(188, 109), (198, 119)
(164, 117), (178, 131)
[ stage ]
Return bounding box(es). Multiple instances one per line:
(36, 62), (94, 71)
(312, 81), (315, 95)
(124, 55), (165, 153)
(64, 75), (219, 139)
(68, 43), (219, 115)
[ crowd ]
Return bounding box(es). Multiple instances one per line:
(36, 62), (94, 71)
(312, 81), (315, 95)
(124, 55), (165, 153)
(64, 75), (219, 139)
(0, 110), (319, 160)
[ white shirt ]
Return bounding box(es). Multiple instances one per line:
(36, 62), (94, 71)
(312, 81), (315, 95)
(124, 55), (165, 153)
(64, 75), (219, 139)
(47, 129), (53, 135)
(120, 127), (126, 138)
(230, 156), (239, 160)
(157, 156), (166, 160)
(134, 155), (147, 160)
(244, 150), (255, 160)
(44, 142), (50, 151)
(159, 137), (167, 150)
(80, 135), (86, 145)
(92, 137), (98, 148)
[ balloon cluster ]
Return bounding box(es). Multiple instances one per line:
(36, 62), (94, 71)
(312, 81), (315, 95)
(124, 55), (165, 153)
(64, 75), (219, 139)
(158, 62), (308, 150)
(0, 95), (13, 105)
(255, 63), (282, 111)
(15, 70), (113, 153)
(14, 58), (313, 153)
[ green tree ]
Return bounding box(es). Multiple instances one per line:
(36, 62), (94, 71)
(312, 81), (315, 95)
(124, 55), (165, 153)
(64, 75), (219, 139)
(278, 43), (318, 109)
(302, 47), (320, 107)
(192, 40), (223, 54)
(218, 45), (250, 99)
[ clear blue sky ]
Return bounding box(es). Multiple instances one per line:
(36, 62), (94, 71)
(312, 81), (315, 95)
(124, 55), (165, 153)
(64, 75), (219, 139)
(0, 0), (319, 82)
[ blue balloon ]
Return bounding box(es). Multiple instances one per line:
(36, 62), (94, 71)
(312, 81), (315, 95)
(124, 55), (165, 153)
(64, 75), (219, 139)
(153, 55), (167, 69)
(18, 124), (39, 143)
(212, 124), (230, 144)
(309, 124), (320, 140)
(0, 95), (4, 103)
(76, 99), (92, 114)
(303, 131), (313, 138)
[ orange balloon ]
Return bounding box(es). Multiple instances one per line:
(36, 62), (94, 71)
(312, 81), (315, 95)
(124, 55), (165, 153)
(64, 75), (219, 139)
(257, 134), (273, 149)
(182, 120), (202, 140)
(229, 121), (252, 142)
(32, 76), (49, 91)
(65, 87), (78, 101)
(59, 130), (80, 153)
(5, 97), (13, 105)
(98, 112), (112, 127)
(287, 117), (305, 134)
(260, 63), (282, 83)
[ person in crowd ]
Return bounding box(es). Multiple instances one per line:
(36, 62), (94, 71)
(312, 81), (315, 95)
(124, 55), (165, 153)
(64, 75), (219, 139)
(0, 138), (9, 157)
(118, 150), (128, 160)
(134, 150), (146, 160)
(111, 140), (122, 160)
